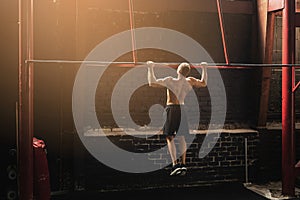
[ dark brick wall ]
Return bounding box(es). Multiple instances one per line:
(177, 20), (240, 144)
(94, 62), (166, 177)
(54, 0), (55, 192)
(55, 113), (299, 193)
(269, 16), (300, 120)
(268, 68), (300, 120)
(0, 0), (266, 195)
(92, 66), (261, 129)
(29, 0), (262, 192)
(253, 128), (300, 184)
(63, 130), (259, 191)
(31, 0), (260, 135)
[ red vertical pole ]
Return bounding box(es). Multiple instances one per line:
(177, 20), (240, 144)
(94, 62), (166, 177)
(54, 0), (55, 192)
(18, 0), (34, 199)
(216, 0), (230, 64)
(128, 0), (137, 63)
(282, 0), (295, 196)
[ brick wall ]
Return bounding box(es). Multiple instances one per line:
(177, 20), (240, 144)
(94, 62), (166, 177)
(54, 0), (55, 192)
(29, 0), (263, 192)
(268, 67), (300, 120)
(93, 66), (261, 129)
(39, 64), (262, 191)
(63, 130), (259, 191)
(252, 128), (300, 185)
(68, 127), (300, 192)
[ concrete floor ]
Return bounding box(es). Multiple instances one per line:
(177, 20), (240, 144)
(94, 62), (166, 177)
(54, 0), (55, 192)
(51, 182), (271, 200)
(245, 181), (300, 200)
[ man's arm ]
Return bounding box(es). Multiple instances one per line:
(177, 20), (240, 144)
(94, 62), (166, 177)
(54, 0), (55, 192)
(188, 62), (208, 88)
(147, 61), (168, 88)
(147, 61), (156, 87)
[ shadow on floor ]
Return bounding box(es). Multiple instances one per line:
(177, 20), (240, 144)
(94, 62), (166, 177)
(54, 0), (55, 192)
(51, 182), (269, 200)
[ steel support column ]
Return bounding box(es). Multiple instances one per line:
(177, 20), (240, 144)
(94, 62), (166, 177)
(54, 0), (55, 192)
(18, 0), (34, 199)
(282, 0), (295, 196)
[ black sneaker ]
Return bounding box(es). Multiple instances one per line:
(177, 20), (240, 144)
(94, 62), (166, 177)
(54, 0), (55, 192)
(170, 164), (181, 176)
(180, 164), (187, 176)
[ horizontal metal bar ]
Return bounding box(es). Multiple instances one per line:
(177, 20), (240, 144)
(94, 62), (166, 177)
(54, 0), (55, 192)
(25, 59), (300, 68)
(25, 59), (130, 65)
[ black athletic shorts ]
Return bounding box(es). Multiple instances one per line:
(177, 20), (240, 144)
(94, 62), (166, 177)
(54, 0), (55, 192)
(163, 105), (189, 136)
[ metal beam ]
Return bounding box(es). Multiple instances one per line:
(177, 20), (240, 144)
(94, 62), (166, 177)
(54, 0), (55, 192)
(257, 0), (269, 62)
(282, 0), (296, 196)
(18, 0), (34, 199)
(258, 12), (275, 127)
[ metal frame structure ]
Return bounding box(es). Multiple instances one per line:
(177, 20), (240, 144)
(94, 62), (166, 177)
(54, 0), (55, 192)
(20, 0), (300, 199)
(267, 0), (300, 197)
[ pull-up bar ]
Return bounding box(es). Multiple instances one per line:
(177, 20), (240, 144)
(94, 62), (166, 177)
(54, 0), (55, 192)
(25, 59), (300, 68)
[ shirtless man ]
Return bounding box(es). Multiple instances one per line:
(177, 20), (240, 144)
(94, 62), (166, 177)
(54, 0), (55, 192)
(147, 61), (208, 176)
